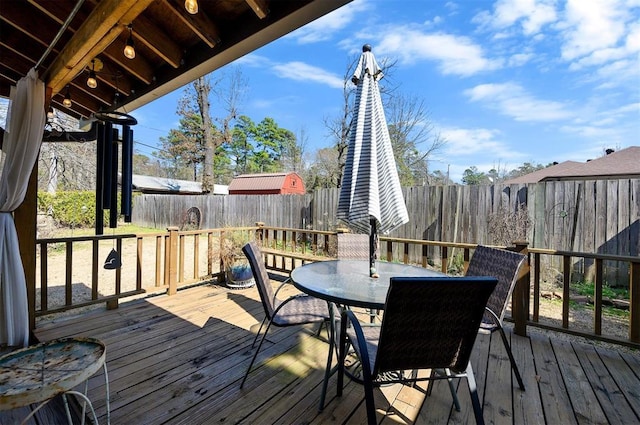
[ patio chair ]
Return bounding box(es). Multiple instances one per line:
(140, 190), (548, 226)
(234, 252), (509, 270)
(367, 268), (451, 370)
(337, 233), (370, 259)
(337, 233), (379, 322)
(337, 276), (498, 425)
(466, 245), (527, 391)
(240, 241), (332, 388)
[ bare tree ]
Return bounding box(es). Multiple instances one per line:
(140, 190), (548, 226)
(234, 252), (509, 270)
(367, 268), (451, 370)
(322, 55), (360, 186)
(317, 50), (442, 188)
(209, 68), (245, 183)
(193, 76), (215, 191)
(385, 93), (446, 186)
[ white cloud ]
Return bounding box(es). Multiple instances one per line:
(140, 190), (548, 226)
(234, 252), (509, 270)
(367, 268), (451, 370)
(271, 62), (344, 89)
(290, 0), (370, 44)
(559, 0), (630, 61)
(240, 55), (344, 89)
(440, 127), (504, 154)
(507, 52), (534, 66)
(375, 27), (501, 76)
(424, 16), (443, 27)
(464, 82), (574, 121)
(438, 126), (525, 162)
(472, 0), (557, 35)
(235, 54), (271, 68)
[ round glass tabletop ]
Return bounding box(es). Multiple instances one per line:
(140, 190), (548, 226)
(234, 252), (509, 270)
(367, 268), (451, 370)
(291, 260), (443, 309)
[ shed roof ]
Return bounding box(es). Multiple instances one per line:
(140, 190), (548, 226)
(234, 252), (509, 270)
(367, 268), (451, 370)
(228, 172), (292, 192)
(504, 146), (640, 184)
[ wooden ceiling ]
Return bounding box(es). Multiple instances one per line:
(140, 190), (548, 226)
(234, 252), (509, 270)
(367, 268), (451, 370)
(0, 0), (350, 121)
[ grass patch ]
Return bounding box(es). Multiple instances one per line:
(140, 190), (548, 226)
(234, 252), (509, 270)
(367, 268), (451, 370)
(573, 281), (629, 300)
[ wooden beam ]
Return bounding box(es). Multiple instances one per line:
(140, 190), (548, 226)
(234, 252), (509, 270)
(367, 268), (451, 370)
(44, 0), (156, 95)
(246, 0), (269, 19)
(164, 0), (221, 48)
(101, 41), (155, 85)
(132, 16), (183, 68)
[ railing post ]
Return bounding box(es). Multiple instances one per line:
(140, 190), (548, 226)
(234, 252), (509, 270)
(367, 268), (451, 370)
(255, 222), (265, 243)
(165, 227), (178, 295)
(511, 241), (530, 336)
(631, 261), (640, 343)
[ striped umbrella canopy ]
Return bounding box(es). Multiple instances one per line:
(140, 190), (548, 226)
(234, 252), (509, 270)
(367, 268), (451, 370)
(337, 45), (409, 277)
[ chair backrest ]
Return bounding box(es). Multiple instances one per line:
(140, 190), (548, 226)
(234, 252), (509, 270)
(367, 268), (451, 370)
(375, 276), (497, 375)
(242, 241), (276, 319)
(465, 245), (527, 324)
(337, 233), (370, 260)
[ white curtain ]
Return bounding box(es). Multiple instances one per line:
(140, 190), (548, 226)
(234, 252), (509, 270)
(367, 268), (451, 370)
(0, 68), (46, 347)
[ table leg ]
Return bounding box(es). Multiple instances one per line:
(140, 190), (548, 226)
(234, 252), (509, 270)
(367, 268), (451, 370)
(319, 301), (340, 411)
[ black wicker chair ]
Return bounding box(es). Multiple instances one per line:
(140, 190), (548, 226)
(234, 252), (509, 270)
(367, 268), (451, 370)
(337, 276), (498, 425)
(240, 241), (332, 388)
(466, 245), (527, 390)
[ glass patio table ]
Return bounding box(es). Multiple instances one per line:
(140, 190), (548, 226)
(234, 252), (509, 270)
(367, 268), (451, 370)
(290, 259), (444, 410)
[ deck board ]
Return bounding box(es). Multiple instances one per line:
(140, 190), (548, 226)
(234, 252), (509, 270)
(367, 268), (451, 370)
(511, 330), (545, 424)
(555, 338), (609, 424)
(1, 282), (638, 425)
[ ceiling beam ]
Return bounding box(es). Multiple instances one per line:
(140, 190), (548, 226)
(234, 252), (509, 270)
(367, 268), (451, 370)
(133, 16), (183, 69)
(43, 0), (156, 96)
(246, 0), (269, 19)
(164, 0), (221, 48)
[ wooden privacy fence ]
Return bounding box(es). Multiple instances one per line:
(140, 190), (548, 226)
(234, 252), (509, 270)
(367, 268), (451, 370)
(133, 179), (639, 285)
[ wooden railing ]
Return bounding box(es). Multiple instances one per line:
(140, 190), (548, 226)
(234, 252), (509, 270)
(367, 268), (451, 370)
(34, 224), (639, 348)
(34, 227), (255, 317)
(255, 225), (639, 349)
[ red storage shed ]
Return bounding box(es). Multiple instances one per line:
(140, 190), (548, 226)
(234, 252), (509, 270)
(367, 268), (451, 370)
(228, 172), (306, 195)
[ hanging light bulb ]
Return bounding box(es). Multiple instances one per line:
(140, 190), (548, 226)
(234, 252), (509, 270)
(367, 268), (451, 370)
(62, 85), (72, 107)
(47, 107), (54, 120)
(185, 0), (198, 14)
(87, 60), (98, 89)
(124, 25), (135, 59)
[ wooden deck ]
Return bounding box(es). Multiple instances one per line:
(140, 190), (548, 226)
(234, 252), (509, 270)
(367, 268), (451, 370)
(9, 281), (640, 424)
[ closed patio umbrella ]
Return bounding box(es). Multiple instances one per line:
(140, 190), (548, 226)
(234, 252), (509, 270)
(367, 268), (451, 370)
(337, 45), (409, 277)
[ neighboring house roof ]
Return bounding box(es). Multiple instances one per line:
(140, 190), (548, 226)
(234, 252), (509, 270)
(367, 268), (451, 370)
(228, 172), (305, 194)
(131, 174), (228, 195)
(504, 161), (584, 184)
(504, 146), (640, 184)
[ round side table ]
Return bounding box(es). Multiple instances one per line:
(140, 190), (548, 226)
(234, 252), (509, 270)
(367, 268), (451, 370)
(0, 337), (109, 424)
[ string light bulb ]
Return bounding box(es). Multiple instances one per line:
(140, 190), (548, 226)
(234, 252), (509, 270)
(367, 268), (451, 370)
(87, 60), (98, 89)
(62, 85), (72, 107)
(185, 0), (198, 14)
(47, 107), (54, 120)
(124, 25), (135, 59)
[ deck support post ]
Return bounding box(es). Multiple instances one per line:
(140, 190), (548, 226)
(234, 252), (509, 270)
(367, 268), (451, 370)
(511, 241), (530, 337)
(631, 262), (640, 343)
(165, 227), (178, 295)
(16, 162), (38, 336)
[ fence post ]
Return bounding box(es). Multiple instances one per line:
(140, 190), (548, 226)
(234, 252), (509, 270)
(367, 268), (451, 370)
(165, 227), (178, 295)
(511, 241), (530, 336)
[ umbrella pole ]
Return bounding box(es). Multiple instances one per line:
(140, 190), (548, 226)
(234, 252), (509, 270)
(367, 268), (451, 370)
(369, 218), (379, 278)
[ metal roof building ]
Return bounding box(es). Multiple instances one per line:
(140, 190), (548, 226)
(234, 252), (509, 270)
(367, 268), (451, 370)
(228, 172), (305, 195)
(131, 174), (228, 195)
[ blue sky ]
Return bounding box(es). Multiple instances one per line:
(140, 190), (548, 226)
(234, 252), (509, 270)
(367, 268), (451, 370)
(131, 0), (640, 183)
